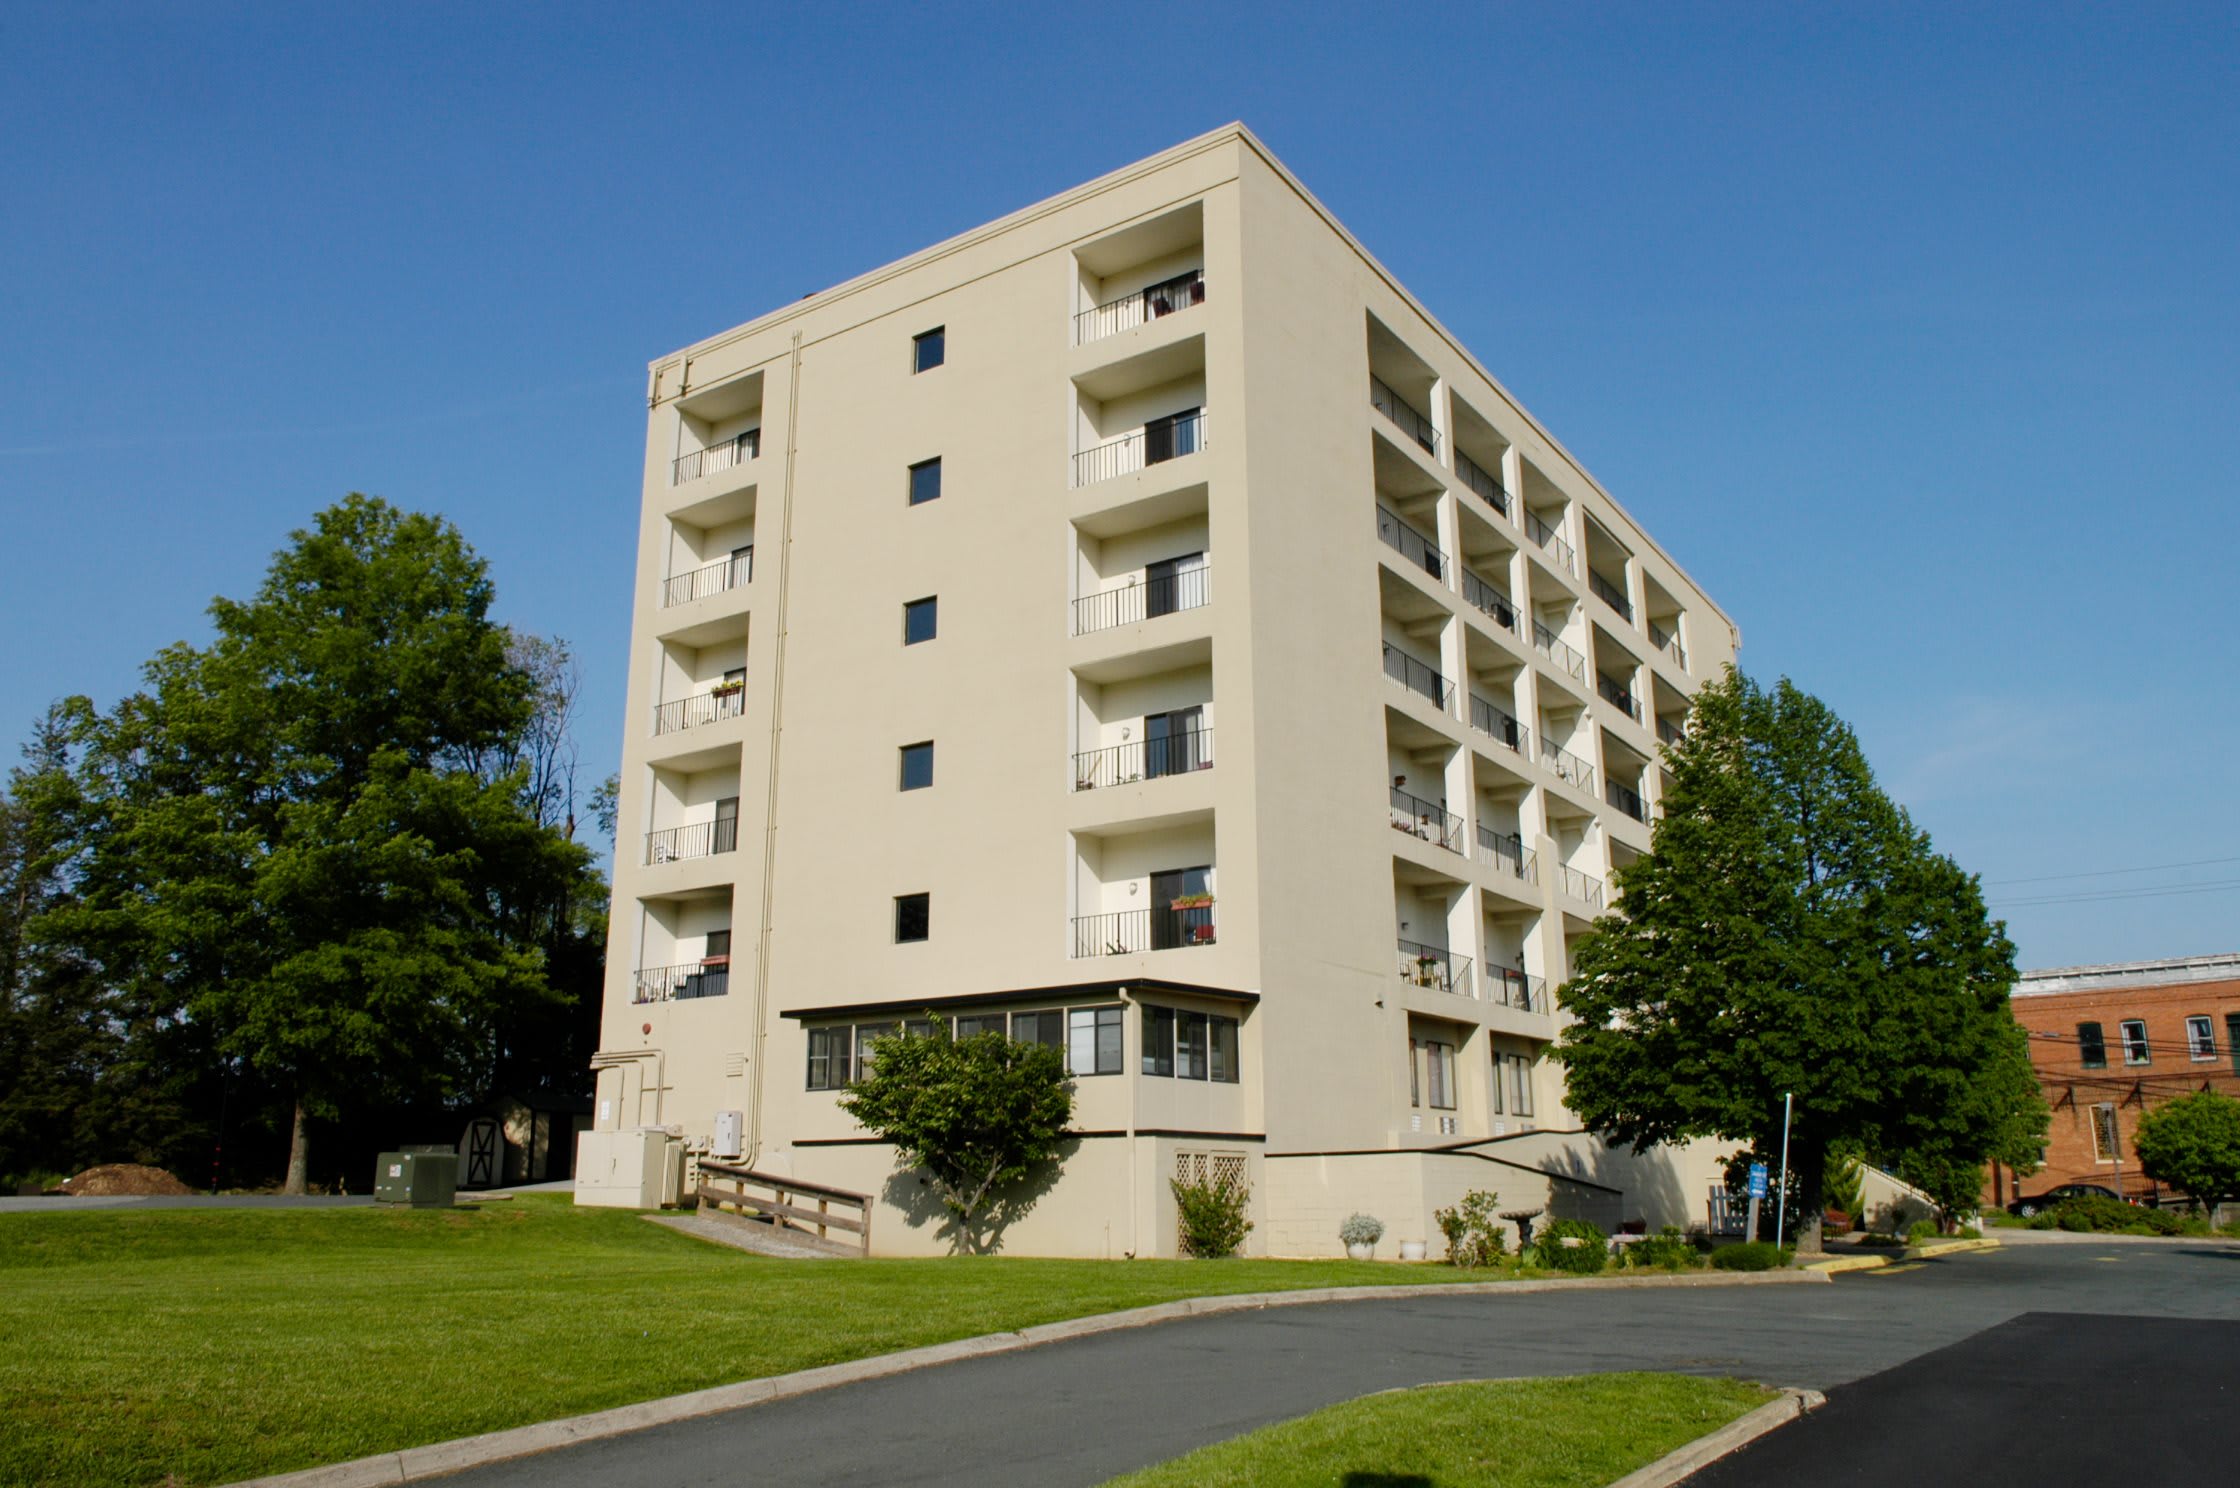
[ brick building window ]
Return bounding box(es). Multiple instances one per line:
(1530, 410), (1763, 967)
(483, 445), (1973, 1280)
(2076, 1022), (2106, 1069)
(2119, 1019), (2150, 1065)
(2185, 1015), (2216, 1061)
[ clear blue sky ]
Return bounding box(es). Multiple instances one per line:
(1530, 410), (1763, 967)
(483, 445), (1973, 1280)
(3, 4), (2235, 969)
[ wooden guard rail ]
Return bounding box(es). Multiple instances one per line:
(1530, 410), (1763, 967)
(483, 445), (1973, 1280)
(695, 1161), (872, 1256)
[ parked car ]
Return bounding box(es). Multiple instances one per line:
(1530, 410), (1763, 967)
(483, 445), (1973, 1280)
(2009, 1183), (2128, 1217)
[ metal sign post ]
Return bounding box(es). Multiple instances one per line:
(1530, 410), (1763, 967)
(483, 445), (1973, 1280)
(1774, 1092), (1795, 1246)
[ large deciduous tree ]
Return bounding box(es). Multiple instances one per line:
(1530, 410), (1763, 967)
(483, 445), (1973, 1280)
(51, 496), (595, 1191)
(1553, 669), (2045, 1252)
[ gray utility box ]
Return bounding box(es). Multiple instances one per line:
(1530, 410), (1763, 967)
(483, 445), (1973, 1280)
(375, 1146), (458, 1208)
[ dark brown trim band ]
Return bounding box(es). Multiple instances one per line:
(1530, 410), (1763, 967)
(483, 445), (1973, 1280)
(782, 977), (1259, 1021)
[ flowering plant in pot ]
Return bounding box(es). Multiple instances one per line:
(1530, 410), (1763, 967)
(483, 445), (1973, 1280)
(1339, 1212), (1384, 1260)
(1169, 893), (1214, 910)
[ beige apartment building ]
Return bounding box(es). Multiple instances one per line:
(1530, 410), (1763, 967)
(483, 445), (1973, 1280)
(581, 124), (1741, 1256)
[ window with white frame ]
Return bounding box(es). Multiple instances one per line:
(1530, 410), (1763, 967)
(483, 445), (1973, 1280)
(2186, 1015), (2216, 1061)
(2120, 1019), (2150, 1065)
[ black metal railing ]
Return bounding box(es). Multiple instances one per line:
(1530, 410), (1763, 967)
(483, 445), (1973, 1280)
(1559, 864), (1606, 909)
(1649, 621), (1688, 671)
(1074, 269), (1205, 343)
(1072, 564), (1210, 634)
(1469, 693), (1527, 754)
(671, 429), (759, 486)
(1657, 717), (1686, 748)
(1073, 409), (1206, 486)
(1370, 376), (1439, 455)
(1461, 566), (1519, 632)
(1456, 449), (1510, 517)
(661, 549), (753, 608)
(1487, 966), (1545, 1012)
(1389, 787), (1464, 853)
(633, 961), (730, 1003)
(1476, 824), (1535, 881)
(1542, 739), (1596, 795)
(644, 818), (739, 865)
(1073, 728), (1213, 790)
(1381, 643), (1452, 709)
(1526, 510), (1575, 572)
(1598, 676), (1641, 720)
(1376, 505), (1447, 582)
(1397, 938), (1471, 996)
(1606, 780), (1647, 822)
(1589, 569), (1633, 621)
(652, 687), (746, 735)
(1071, 906), (1216, 957)
(1533, 622), (1587, 682)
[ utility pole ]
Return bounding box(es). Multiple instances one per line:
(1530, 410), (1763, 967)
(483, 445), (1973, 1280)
(1774, 1092), (1795, 1246)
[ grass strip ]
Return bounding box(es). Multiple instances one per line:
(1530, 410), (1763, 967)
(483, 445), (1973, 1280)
(1099, 1374), (1774, 1487)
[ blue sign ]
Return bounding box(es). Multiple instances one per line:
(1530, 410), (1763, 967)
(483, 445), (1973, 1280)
(1747, 1163), (1769, 1199)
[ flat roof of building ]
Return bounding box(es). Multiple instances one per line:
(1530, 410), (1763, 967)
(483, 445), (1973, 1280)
(2014, 952), (2240, 996)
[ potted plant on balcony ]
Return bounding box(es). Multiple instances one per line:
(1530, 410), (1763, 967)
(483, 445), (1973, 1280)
(1413, 951), (1442, 986)
(1169, 893), (1214, 911)
(1340, 1212), (1385, 1261)
(710, 677), (745, 697)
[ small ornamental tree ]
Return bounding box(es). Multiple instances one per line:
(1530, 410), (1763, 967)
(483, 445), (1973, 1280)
(2133, 1091), (2240, 1208)
(840, 1020), (1074, 1253)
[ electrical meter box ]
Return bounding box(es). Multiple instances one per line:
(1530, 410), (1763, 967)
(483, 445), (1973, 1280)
(713, 1109), (744, 1158)
(375, 1146), (458, 1208)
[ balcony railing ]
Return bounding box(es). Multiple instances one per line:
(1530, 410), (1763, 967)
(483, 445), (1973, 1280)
(645, 818), (739, 865)
(1071, 906), (1216, 957)
(1376, 506), (1447, 583)
(671, 429), (758, 486)
(1456, 449), (1510, 518)
(1072, 409), (1206, 486)
(1542, 739), (1597, 796)
(1486, 966), (1546, 1013)
(1606, 780), (1647, 822)
(1533, 622), (1588, 682)
(661, 549), (753, 608)
(1370, 376), (1439, 455)
(1382, 643), (1453, 710)
(1588, 570), (1633, 621)
(1469, 693), (1527, 755)
(1398, 938), (1471, 996)
(652, 687), (746, 735)
(1598, 676), (1641, 721)
(1389, 787), (1464, 854)
(633, 961), (730, 1004)
(1657, 717), (1687, 748)
(1461, 567), (1519, 633)
(1476, 825), (1535, 882)
(1526, 510), (1576, 573)
(1073, 564), (1210, 634)
(1075, 269), (1205, 344)
(1073, 728), (1212, 790)
(1558, 865), (1606, 909)
(1649, 621), (1688, 671)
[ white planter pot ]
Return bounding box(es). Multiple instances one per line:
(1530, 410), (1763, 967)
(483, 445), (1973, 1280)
(1346, 1241), (1376, 1261)
(1398, 1239), (1427, 1261)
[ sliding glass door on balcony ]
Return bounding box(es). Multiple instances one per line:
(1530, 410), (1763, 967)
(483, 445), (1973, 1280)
(1143, 407), (1202, 464)
(1144, 707), (1208, 778)
(1145, 551), (1207, 618)
(1151, 865), (1214, 949)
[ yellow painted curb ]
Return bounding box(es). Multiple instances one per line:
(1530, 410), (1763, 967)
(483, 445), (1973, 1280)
(1805, 1235), (2002, 1272)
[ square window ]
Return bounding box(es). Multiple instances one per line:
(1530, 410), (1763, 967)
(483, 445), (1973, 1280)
(908, 457), (942, 505)
(895, 892), (930, 943)
(954, 1012), (1005, 1039)
(1011, 1010), (1064, 1049)
(2120, 1019), (2150, 1065)
(903, 596), (938, 645)
(903, 1016), (943, 1039)
(807, 1026), (853, 1090)
(2186, 1015), (2216, 1061)
(2077, 1022), (2106, 1070)
(1069, 1006), (1122, 1075)
(899, 741), (934, 791)
(854, 1021), (898, 1076)
(912, 327), (945, 373)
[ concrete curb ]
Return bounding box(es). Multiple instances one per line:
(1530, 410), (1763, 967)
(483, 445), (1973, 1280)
(1805, 1236), (2002, 1273)
(1606, 1386), (1826, 1488)
(224, 1268), (1829, 1488)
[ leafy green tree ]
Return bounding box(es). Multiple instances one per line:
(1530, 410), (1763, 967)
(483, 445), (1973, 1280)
(50, 496), (595, 1191)
(2133, 1091), (2240, 1207)
(1553, 669), (2045, 1252)
(839, 1021), (1074, 1253)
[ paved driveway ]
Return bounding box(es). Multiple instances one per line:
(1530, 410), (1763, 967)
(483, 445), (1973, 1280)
(438, 1241), (2240, 1487)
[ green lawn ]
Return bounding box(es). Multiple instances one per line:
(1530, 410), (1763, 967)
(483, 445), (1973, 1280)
(1101, 1374), (1775, 1488)
(0, 1197), (1533, 1488)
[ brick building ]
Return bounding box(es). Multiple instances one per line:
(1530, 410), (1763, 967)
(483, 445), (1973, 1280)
(1992, 953), (2240, 1208)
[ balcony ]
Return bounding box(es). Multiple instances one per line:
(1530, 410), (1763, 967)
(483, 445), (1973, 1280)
(1476, 825), (1536, 883)
(1456, 448), (1509, 519)
(1072, 905), (1215, 957)
(1559, 865), (1606, 909)
(1486, 966), (1546, 1013)
(1076, 269), (1204, 345)
(645, 817), (738, 866)
(653, 687), (746, 736)
(633, 960), (729, 1004)
(1371, 376), (1439, 456)
(672, 429), (758, 487)
(1389, 787), (1464, 854)
(1598, 676), (1641, 721)
(1377, 506), (1447, 583)
(1073, 563), (1209, 634)
(1542, 739), (1597, 796)
(1533, 623), (1588, 683)
(1074, 728), (1212, 791)
(1461, 566), (1519, 634)
(1382, 644), (1453, 710)
(1589, 570), (1633, 621)
(1657, 717), (1686, 748)
(1073, 409), (1206, 487)
(1526, 510), (1576, 574)
(1606, 780), (1647, 823)
(1398, 938), (1471, 996)
(1650, 621), (1688, 672)
(1469, 694), (1527, 756)
(662, 549), (752, 608)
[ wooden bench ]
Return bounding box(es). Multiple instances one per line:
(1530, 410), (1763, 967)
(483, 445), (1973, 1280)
(695, 1162), (872, 1257)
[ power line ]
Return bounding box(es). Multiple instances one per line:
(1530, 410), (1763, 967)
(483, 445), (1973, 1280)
(1985, 854), (2240, 887)
(1992, 878), (2240, 909)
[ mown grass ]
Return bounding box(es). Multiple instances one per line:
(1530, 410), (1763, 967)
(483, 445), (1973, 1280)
(0, 1197), (1529, 1488)
(1100, 1374), (1774, 1488)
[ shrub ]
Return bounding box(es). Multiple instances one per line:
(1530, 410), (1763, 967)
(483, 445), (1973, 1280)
(2048, 1195), (2183, 1236)
(1339, 1212), (1385, 1249)
(1171, 1174), (1253, 1258)
(1710, 1241), (1789, 1271)
(1625, 1226), (1700, 1270)
(1906, 1219), (1939, 1244)
(1532, 1218), (1609, 1275)
(1434, 1189), (1507, 1268)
